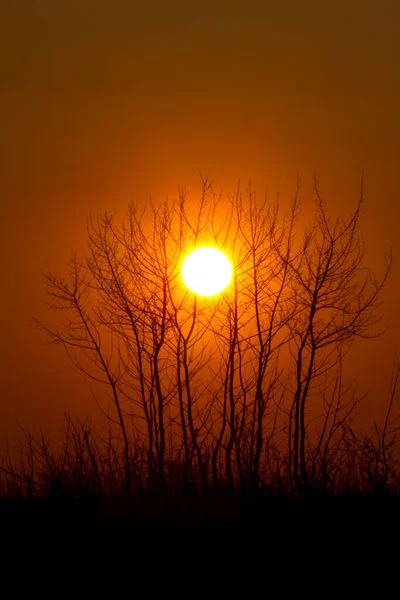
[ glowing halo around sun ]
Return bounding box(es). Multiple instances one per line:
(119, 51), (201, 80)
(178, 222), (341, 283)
(181, 247), (233, 296)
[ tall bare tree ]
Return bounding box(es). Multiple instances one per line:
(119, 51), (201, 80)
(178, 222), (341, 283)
(34, 175), (392, 496)
(285, 176), (392, 492)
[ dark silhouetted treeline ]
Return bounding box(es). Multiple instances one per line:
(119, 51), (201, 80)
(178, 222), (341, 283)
(2, 177), (399, 532)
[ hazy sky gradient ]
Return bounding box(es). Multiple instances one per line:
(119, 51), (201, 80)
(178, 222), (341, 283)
(1, 0), (399, 442)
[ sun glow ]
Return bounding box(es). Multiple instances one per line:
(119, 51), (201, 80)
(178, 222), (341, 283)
(181, 246), (233, 296)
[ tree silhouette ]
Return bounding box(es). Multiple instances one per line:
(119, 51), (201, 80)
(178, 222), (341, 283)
(33, 175), (393, 497)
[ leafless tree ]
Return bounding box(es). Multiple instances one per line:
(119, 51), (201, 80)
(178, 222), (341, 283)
(31, 175), (393, 497)
(284, 176), (392, 492)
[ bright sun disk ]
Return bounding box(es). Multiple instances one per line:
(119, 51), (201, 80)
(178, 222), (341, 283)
(182, 246), (233, 296)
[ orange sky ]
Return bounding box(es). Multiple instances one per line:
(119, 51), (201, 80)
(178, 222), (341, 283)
(1, 0), (399, 445)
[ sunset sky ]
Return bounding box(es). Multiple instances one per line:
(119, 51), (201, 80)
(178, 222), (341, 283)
(1, 0), (399, 445)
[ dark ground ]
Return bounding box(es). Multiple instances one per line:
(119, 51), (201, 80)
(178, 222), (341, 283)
(2, 492), (399, 540)
(1, 493), (398, 587)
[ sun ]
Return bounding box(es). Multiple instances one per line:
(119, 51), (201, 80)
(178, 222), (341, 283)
(182, 246), (233, 296)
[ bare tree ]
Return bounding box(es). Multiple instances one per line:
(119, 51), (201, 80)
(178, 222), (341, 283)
(284, 176), (392, 492)
(32, 175), (392, 497)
